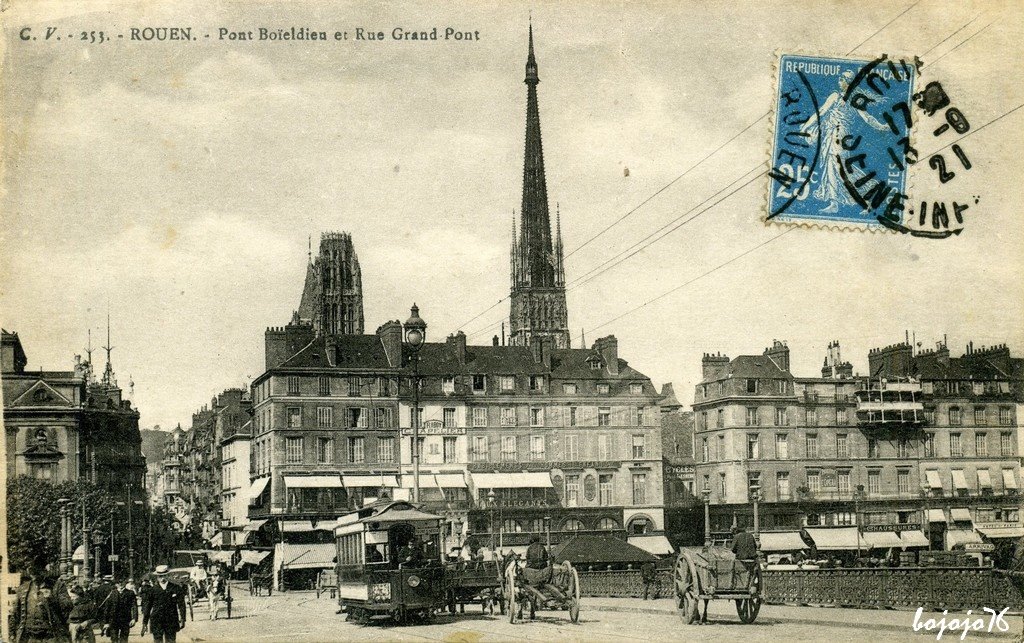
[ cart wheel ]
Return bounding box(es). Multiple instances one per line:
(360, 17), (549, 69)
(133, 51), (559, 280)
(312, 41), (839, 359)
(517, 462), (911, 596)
(507, 566), (518, 624)
(736, 598), (761, 624)
(674, 554), (699, 624)
(568, 564), (581, 623)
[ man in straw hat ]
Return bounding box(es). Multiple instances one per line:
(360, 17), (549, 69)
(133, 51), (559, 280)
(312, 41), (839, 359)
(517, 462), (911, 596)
(140, 565), (186, 642)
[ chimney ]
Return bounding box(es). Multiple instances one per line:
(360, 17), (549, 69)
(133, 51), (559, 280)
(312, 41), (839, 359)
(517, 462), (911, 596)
(530, 335), (552, 369)
(325, 336), (338, 367)
(835, 362), (854, 379)
(702, 352), (730, 380)
(376, 320), (403, 367)
(447, 331), (467, 365)
(867, 342), (913, 377)
(595, 335), (619, 375)
(935, 341), (950, 366)
(821, 357), (832, 379)
(764, 339), (790, 372)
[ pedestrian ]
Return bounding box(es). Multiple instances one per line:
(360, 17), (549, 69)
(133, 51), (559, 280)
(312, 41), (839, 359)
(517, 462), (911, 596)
(206, 568), (225, 620)
(11, 566), (68, 643)
(141, 565), (187, 643)
(66, 584), (98, 643)
(102, 579), (138, 643)
(641, 560), (658, 600)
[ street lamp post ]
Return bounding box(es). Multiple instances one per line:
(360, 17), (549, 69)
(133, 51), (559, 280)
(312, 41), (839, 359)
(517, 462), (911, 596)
(701, 487), (712, 546)
(111, 504), (121, 580)
(488, 490), (496, 552)
(404, 304), (427, 503)
(57, 498), (71, 577)
(544, 516), (552, 550)
(854, 484), (866, 563)
(749, 483), (761, 538)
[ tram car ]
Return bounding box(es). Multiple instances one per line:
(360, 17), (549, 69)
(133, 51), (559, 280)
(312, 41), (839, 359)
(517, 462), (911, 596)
(334, 500), (448, 624)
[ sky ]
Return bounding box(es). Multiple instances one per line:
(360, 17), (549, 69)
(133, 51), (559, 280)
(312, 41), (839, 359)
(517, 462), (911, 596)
(2, 0), (1022, 431)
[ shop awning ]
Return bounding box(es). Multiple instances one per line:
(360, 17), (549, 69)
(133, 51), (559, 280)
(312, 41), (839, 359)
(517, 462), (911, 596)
(243, 519), (268, 532)
(757, 531), (808, 552)
(977, 470), (993, 488)
(434, 473), (467, 488)
(279, 543), (335, 570)
(284, 475), (342, 488)
(248, 477), (271, 500)
(951, 508), (973, 523)
(1004, 469), (1018, 489)
(952, 470), (968, 490)
(946, 529), (983, 548)
(927, 509), (947, 523)
(342, 475), (398, 488)
(899, 531), (930, 547)
(472, 472), (553, 489)
(925, 470), (943, 490)
(862, 531), (903, 549)
(804, 527), (861, 551)
(239, 550), (271, 566)
(282, 520), (333, 532)
(628, 535), (675, 556)
(976, 524), (1024, 539)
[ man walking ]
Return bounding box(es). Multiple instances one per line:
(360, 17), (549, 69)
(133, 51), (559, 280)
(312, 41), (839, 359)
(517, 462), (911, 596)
(103, 579), (138, 643)
(11, 568), (67, 643)
(206, 567), (225, 620)
(641, 560), (658, 600)
(141, 565), (186, 643)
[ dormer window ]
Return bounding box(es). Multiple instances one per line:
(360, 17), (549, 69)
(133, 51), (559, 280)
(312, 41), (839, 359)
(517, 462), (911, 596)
(472, 374), (486, 392)
(442, 377), (456, 395)
(597, 383), (610, 395)
(529, 375), (544, 391)
(630, 383), (643, 395)
(590, 360), (601, 371)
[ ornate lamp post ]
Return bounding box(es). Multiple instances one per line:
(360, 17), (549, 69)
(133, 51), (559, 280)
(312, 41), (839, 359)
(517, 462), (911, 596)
(749, 483), (762, 538)
(488, 489), (496, 552)
(854, 484), (866, 562)
(544, 515), (552, 550)
(57, 498), (72, 577)
(404, 304), (427, 503)
(701, 486), (712, 546)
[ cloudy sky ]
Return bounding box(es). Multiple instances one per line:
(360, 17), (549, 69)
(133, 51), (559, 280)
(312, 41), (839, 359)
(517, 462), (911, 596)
(2, 0), (1022, 430)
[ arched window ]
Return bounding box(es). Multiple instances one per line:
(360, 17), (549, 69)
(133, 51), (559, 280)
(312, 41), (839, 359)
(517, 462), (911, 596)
(627, 516), (651, 535)
(563, 518), (584, 532)
(597, 517), (619, 530)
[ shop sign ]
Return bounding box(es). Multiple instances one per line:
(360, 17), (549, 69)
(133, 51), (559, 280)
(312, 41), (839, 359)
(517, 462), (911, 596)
(401, 424), (465, 436)
(964, 543), (995, 553)
(862, 524), (921, 532)
(974, 521), (1022, 529)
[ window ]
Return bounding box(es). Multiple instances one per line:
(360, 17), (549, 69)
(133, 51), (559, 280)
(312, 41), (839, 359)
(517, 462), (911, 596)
(472, 374), (486, 392)
(472, 407), (487, 428)
(775, 408), (787, 426)
(286, 437), (303, 463)
(349, 377), (361, 396)
(630, 383), (643, 395)
(317, 438), (333, 464)
(562, 518), (584, 532)
(378, 377), (391, 396)
(632, 474), (647, 504)
(702, 438), (709, 463)
(835, 511), (854, 526)
(746, 407), (758, 426)
(287, 407), (301, 428)
(530, 436), (545, 460)
(838, 471), (851, 496)
(975, 433), (988, 457)
(806, 408), (817, 426)
(530, 407), (545, 427)
(29, 463), (54, 481)
(924, 433), (936, 457)
(897, 470), (910, 495)
(747, 434), (760, 460)
(1002, 432), (1014, 456)
(287, 376), (300, 395)
(316, 407), (332, 428)
(719, 472), (727, 497)
(443, 437), (457, 464)
(836, 408), (848, 425)
(868, 438), (879, 459)
(637, 407), (646, 426)
(949, 407), (962, 425)
(718, 434), (725, 461)
(565, 434), (579, 460)
(529, 375), (544, 391)
(597, 516), (617, 530)
(376, 407), (393, 428)
(565, 475), (580, 507)
(500, 436), (516, 461)
(500, 407), (516, 426)
(776, 472), (791, 500)
(867, 470), (881, 496)
(806, 434), (818, 459)
(599, 434), (611, 460)
(318, 376), (331, 396)
(1000, 407), (1013, 426)
(777, 380), (787, 394)
(443, 407), (457, 428)
(349, 437), (365, 463)
(925, 410), (936, 425)
(806, 470), (821, 494)
(590, 360), (601, 371)
(897, 438), (910, 459)
(716, 409), (724, 428)
(748, 471), (761, 500)
(442, 377), (456, 395)
(378, 437), (395, 463)
(632, 434), (646, 459)
(499, 375), (515, 392)
(599, 475), (613, 506)
(746, 379), (758, 393)
(836, 434), (848, 459)
(597, 383), (610, 395)
(950, 433), (963, 458)
(776, 434), (788, 459)
(471, 436), (488, 462)
(974, 407), (986, 426)
(598, 407), (611, 427)
(563, 383), (578, 395)
(349, 408), (367, 428)
(569, 406), (578, 426)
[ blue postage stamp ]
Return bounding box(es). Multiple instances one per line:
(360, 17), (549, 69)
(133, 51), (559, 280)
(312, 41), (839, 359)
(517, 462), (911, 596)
(767, 54), (917, 227)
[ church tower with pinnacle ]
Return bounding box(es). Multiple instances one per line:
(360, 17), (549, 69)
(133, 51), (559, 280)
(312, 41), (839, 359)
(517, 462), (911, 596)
(509, 22), (570, 349)
(297, 232), (365, 336)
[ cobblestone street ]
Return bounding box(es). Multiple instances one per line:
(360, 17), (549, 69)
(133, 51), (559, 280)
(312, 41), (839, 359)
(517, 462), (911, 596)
(108, 583), (1024, 642)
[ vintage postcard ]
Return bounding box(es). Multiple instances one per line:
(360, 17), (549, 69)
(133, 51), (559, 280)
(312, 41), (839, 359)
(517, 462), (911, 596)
(2, 1), (1023, 641)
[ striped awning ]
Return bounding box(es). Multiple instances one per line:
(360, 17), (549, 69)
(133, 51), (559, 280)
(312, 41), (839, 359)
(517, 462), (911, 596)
(803, 527), (861, 550)
(926, 509), (947, 523)
(899, 531), (930, 547)
(757, 531), (808, 552)
(951, 508), (972, 523)
(861, 531), (903, 549)
(248, 477), (271, 500)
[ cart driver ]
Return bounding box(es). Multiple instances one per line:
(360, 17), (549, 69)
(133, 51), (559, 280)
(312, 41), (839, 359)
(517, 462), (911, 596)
(524, 536), (552, 586)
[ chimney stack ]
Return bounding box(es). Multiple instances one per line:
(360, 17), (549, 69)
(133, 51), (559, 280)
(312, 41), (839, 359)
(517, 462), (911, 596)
(594, 336), (619, 375)
(376, 320), (403, 367)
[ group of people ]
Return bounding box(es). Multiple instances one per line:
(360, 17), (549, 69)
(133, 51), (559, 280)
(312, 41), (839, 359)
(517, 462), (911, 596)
(11, 559), (193, 643)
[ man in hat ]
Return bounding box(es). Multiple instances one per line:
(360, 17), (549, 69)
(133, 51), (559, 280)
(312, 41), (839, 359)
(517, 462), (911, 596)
(92, 576), (115, 631)
(141, 565), (186, 643)
(206, 566), (226, 620)
(102, 578), (138, 643)
(66, 583), (98, 642)
(11, 566), (67, 643)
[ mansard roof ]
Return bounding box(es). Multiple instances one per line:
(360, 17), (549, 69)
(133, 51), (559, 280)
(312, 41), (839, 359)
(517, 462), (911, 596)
(277, 334), (394, 370)
(719, 354), (792, 380)
(909, 352), (1023, 381)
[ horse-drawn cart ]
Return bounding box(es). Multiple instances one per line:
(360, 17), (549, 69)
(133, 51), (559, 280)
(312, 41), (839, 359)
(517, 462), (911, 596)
(444, 559), (503, 614)
(503, 556), (581, 624)
(674, 546), (761, 624)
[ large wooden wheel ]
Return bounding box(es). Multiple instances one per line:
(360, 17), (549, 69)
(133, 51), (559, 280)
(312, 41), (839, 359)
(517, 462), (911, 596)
(735, 564), (762, 624)
(567, 563), (581, 623)
(506, 563), (519, 624)
(674, 553), (699, 624)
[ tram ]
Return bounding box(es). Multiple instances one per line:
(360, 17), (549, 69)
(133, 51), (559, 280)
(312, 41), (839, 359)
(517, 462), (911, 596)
(334, 500), (448, 624)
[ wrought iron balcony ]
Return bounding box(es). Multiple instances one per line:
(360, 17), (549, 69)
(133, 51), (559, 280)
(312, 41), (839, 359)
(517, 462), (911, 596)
(855, 379), (924, 427)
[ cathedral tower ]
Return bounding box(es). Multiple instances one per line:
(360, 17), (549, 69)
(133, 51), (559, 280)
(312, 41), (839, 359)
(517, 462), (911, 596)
(509, 23), (570, 349)
(298, 232), (365, 336)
